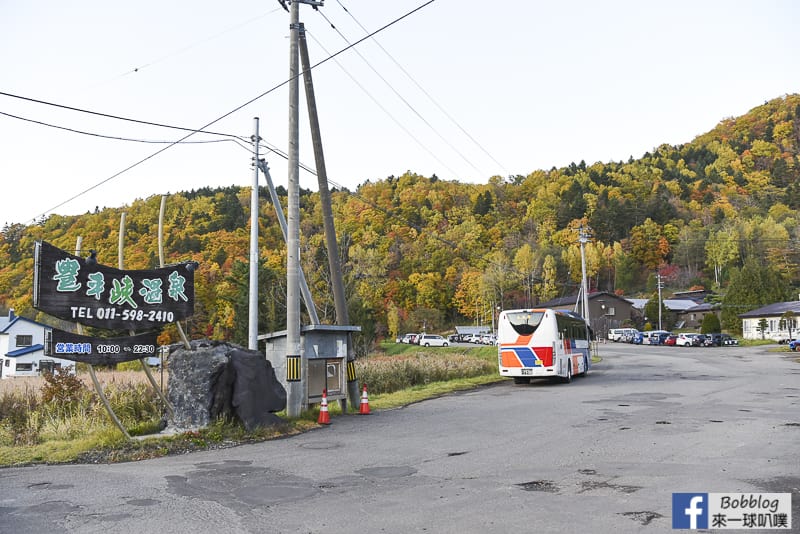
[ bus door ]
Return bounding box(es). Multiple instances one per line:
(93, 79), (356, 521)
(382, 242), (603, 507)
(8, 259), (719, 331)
(553, 331), (569, 378)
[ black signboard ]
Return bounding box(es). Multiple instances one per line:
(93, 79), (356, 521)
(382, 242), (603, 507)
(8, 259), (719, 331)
(44, 329), (158, 365)
(33, 240), (195, 330)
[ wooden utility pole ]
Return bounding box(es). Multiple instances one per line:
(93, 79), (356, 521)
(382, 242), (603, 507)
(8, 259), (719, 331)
(297, 22), (360, 411)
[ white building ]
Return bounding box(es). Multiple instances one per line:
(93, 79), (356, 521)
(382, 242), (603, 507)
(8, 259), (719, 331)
(0, 310), (74, 378)
(738, 301), (800, 342)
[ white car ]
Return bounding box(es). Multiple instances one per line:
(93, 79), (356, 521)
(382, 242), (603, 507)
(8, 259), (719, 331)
(675, 333), (697, 347)
(418, 334), (449, 347)
(399, 333), (417, 344)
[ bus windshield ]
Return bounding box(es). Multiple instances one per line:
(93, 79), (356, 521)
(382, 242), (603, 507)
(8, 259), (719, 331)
(505, 311), (544, 336)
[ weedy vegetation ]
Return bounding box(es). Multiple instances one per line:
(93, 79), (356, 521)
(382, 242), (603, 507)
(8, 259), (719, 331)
(0, 343), (502, 466)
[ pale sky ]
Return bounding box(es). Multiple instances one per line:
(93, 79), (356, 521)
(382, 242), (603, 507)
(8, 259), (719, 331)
(2, 0), (799, 227)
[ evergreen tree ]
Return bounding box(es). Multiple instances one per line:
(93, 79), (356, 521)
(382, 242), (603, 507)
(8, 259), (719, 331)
(700, 312), (721, 334)
(721, 258), (792, 333)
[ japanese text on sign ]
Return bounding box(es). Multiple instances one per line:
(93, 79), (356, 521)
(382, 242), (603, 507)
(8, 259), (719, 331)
(33, 241), (195, 330)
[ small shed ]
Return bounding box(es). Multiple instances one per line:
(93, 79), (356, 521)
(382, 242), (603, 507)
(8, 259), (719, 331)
(261, 324), (360, 409)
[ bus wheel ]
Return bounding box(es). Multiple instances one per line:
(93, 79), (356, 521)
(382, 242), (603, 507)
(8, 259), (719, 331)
(513, 377), (531, 385)
(562, 362), (572, 384)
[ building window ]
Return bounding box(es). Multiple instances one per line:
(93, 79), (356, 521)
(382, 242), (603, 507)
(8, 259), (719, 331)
(605, 307), (615, 316)
(4, 359), (8, 367)
(15, 363), (33, 372)
(16, 335), (33, 347)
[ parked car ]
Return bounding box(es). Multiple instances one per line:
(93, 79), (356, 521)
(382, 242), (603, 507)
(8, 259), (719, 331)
(675, 333), (696, 347)
(692, 334), (708, 347)
(418, 334), (449, 347)
(608, 328), (638, 342)
(467, 333), (488, 343)
(664, 334), (678, 346)
(399, 333), (416, 344)
(722, 334), (739, 346)
(622, 331), (639, 343)
(642, 330), (670, 345)
(788, 339), (800, 351)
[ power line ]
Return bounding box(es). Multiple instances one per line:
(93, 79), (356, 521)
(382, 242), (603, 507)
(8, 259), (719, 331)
(304, 28), (460, 178)
(91, 8), (283, 87)
(17, 0), (438, 224)
(316, 8), (485, 178)
(0, 111), (245, 145)
(256, 141), (460, 249)
(0, 91), (245, 141)
(333, 0), (509, 177)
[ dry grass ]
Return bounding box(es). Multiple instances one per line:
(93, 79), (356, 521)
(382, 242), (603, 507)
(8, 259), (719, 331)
(0, 369), (167, 394)
(0, 345), (502, 465)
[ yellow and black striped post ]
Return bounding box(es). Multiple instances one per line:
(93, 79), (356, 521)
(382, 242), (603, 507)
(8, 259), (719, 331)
(346, 359), (357, 383)
(286, 355), (301, 382)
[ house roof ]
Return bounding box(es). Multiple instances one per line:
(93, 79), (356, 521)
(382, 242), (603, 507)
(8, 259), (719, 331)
(454, 326), (491, 335)
(625, 298), (701, 312)
(663, 299), (698, 312)
(6, 344), (44, 357)
(1, 315), (48, 334)
(539, 291), (632, 309)
(627, 298), (648, 309)
(738, 301), (800, 318)
(685, 303), (714, 313)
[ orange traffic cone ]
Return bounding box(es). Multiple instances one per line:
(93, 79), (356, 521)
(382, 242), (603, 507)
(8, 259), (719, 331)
(317, 389), (331, 425)
(359, 384), (371, 415)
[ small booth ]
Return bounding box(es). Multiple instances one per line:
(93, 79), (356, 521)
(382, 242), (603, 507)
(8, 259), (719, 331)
(261, 324), (360, 408)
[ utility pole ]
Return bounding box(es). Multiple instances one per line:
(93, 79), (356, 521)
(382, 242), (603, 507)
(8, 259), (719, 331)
(285, 0), (302, 418)
(257, 159), (320, 325)
(657, 270), (663, 331)
(249, 117), (260, 351)
(578, 225), (591, 322)
(297, 22), (360, 411)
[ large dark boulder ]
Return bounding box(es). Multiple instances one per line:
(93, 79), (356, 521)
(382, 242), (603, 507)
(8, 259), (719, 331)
(167, 339), (286, 431)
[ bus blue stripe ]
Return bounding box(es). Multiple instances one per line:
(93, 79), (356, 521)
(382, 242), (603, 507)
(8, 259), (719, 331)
(511, 347), (542, 367)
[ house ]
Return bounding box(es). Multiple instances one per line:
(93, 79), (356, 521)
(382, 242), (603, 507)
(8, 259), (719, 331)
(738, 301), (800, 342)
(0, 310), (74, 378)
(538, 291), (637, 340)
(626, 297), (717, 330)
(676, 302), (717, 330)
(453, 325), (492, 341)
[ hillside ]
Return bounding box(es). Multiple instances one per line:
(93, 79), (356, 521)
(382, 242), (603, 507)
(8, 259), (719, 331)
(2, 94), (799, 348)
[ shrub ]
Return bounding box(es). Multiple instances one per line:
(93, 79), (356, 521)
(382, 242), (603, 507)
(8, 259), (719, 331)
(41, 368), (85, 406)
(355, 351), (495, 395)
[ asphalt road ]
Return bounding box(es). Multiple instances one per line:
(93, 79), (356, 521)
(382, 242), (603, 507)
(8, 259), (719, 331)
(1, 343), (798, 533)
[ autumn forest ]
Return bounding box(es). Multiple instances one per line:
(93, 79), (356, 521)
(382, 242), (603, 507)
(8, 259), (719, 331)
(2, 94), (799, 351)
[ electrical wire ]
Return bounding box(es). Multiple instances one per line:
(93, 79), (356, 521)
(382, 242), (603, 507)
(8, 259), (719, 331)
(94, 9), (283, 86)
(334, 0), (509, 176)
(16, 0), (437, 224)
(0, 91), (246, 141)
(256, 140), (460, 249)
(316, 8), (485, 178)
(303, 28), (460, 178)
(0, 111), (244, 145)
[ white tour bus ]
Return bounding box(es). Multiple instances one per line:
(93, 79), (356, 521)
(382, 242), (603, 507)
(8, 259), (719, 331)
(497, 308), (591, 384)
